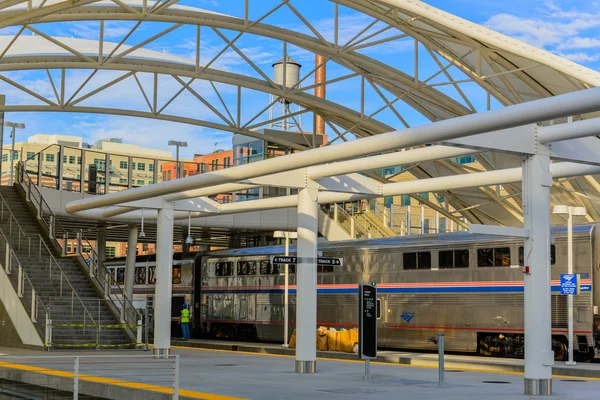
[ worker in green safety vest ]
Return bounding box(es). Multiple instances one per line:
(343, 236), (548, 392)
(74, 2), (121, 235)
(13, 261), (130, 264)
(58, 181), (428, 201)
(179, 303), (190, 340)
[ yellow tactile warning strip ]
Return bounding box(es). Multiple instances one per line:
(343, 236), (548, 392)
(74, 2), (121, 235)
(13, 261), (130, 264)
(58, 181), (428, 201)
(171, 345), (600, 382)
(0, 361), (246, 400)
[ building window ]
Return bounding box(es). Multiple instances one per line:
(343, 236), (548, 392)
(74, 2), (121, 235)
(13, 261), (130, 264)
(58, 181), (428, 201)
(138, 163), (146, 171)
(94, 158), (105, 170)
(12, 152), (18, 161)
(163, 171), (167, 181)
(167, 170), (171, 180)
(119, 178), (127, 184)
(69, 156), (76, 164)
(46, 154), (55, 162)
(401, 195), (411, 206)
(106, 247), (116, 258)
(82, 245), (91, 253)
(77, 157), (81, 165)
(149, 164), (154, 172)
(137, 180), (144, 185)
(142, 243), (149, 252)
(131, 162), (136, 170)
(120, 161), (128, 169)
(63, 155), (67, 163)
(419, 192), (428, 202)
(26, 152), (36, 160)
(1, 154), (7, 162)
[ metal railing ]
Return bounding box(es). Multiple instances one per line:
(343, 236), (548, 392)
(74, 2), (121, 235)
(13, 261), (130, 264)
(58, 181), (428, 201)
(0, 229), (50, 348)
(75, 231), (142, 330)
(323, 203), (371, 239)
(17, 162), (144, 342)
(0, 355), (180, 399)
(0, 194), (31, 254)
(36, 234), (99, 348)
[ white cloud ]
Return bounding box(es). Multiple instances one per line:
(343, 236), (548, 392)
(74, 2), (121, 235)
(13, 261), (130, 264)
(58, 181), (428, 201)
(485, 3), (600, 65)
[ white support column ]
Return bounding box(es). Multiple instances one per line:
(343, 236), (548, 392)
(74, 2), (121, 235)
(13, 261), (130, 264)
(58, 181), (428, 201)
(125, 224), (138, 300)
(96, 228), (106, 263)
(154, 204), (174, 356)
(522, 153), (553, 396)
(420, 206), (425, 234)
(406, 205), (411, 235)
(295, 187), (318, 374)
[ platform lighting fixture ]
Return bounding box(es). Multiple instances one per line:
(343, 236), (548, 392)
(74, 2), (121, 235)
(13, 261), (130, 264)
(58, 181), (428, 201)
(4, 121), (25, 186)
(185, 212), (193, 246)
(274, 230), (298, 347)
(552, 205), (587, 366)
(139, 208), (146, 239)
(168, 140), (187, 179)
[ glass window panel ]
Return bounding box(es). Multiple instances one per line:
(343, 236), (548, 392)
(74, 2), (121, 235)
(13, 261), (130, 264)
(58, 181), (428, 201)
(439, 250), (453, 269)
(403, 253), (417, 270)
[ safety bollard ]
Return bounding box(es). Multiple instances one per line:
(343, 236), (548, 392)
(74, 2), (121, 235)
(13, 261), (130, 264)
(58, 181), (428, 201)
(438, 333), (445, 387)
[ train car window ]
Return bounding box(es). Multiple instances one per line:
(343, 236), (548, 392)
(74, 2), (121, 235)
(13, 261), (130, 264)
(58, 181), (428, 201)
(403, 252), (431, 270)
(172, 266), (182, 284)
(439, 250), (469, 269)
(478, 247), (510, 267)
(237, 261), (257, 276)
(135, 267), (146, 285)
(215, 262), (234, 276)
(376, 299), (381, 319)
(108, 268), (116, 285)
(455, 250), (469, 268)
(260, 260), (279, 275)
(418, 252), (431, 269)
(148, 266), (156, 284)
(518, 245), (556, 266)
(116, 268), (125, 285)
(439, 251), (453, 269)
(317, 265), (334, 273)
(403, 252), (417, 269)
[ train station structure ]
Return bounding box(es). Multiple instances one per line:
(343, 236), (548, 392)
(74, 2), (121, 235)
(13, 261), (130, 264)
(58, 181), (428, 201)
(2, 0), (600, 398)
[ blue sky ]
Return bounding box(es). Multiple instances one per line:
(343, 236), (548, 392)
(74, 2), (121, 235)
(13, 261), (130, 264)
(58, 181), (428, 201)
(1, 0), (599, 158)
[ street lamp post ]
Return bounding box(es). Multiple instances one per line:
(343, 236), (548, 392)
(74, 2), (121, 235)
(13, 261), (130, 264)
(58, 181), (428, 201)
(274, 230), (297, 347)
(168, 140), (188, 179)
(4, 122), (25, 186)
(552, 205), (587, 365)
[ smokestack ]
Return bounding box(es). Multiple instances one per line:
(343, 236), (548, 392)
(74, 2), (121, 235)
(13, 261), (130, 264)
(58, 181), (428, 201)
(315, 54), (326, 136)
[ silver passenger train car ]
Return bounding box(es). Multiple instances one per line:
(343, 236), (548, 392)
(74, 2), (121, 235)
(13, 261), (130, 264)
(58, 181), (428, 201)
(196, 224), (600, 360)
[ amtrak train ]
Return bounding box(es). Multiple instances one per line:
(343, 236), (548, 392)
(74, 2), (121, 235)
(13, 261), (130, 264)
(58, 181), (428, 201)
(107, 224), (600, 360)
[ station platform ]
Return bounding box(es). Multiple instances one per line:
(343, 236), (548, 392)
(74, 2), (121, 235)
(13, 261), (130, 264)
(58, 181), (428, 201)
(1, 344), (600, 399)
(171, 339), (600, 379)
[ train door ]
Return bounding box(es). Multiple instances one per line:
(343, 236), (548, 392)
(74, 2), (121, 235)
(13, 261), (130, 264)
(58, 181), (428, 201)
(377, 295), (389, 346)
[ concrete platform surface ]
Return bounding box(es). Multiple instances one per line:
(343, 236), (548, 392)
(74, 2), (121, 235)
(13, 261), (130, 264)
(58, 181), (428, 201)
(1, 345), (600, 399)
(172, 339), (600, 379)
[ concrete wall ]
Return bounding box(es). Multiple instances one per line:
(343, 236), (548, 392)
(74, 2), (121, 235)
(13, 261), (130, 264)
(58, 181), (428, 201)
(0, 267), (44, 349)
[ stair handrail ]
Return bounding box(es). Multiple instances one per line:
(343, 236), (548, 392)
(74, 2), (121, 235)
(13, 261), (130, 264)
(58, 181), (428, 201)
(37, 234), (98, 333)
(17, 161), (141, 328)
(0, 228), (50, 346)
(325, 203), (371, 239)
(16, 161), (69, 242)
(0, 193), (32, 256)
(76, 231), (142, 327)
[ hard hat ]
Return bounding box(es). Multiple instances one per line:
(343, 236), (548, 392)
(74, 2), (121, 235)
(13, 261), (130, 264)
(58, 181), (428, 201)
(182, 303), (187, 308)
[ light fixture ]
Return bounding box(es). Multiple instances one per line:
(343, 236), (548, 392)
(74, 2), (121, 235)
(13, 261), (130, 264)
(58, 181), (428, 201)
(139, 208), (146, 238)
(185, 212), (193, 245)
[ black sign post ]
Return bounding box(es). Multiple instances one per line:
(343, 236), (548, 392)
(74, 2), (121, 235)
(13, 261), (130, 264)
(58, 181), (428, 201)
(359, 282), (377, 379)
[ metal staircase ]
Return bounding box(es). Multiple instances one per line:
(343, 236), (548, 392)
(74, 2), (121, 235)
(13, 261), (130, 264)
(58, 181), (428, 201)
(0, 182), (142, 350)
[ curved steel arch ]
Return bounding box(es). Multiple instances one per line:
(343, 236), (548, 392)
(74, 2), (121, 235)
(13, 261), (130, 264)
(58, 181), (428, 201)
(1, 0), (597, 226)
(0, 0), (472, 124)
(0, 35), (396, 150)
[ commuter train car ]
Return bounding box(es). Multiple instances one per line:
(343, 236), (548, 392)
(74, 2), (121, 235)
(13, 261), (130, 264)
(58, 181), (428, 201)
(196, 224), (600, 360)
(104, 252), (196, 319)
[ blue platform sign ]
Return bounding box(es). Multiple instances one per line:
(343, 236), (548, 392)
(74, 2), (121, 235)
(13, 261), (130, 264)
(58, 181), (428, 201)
(560, 274), (580, 295)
